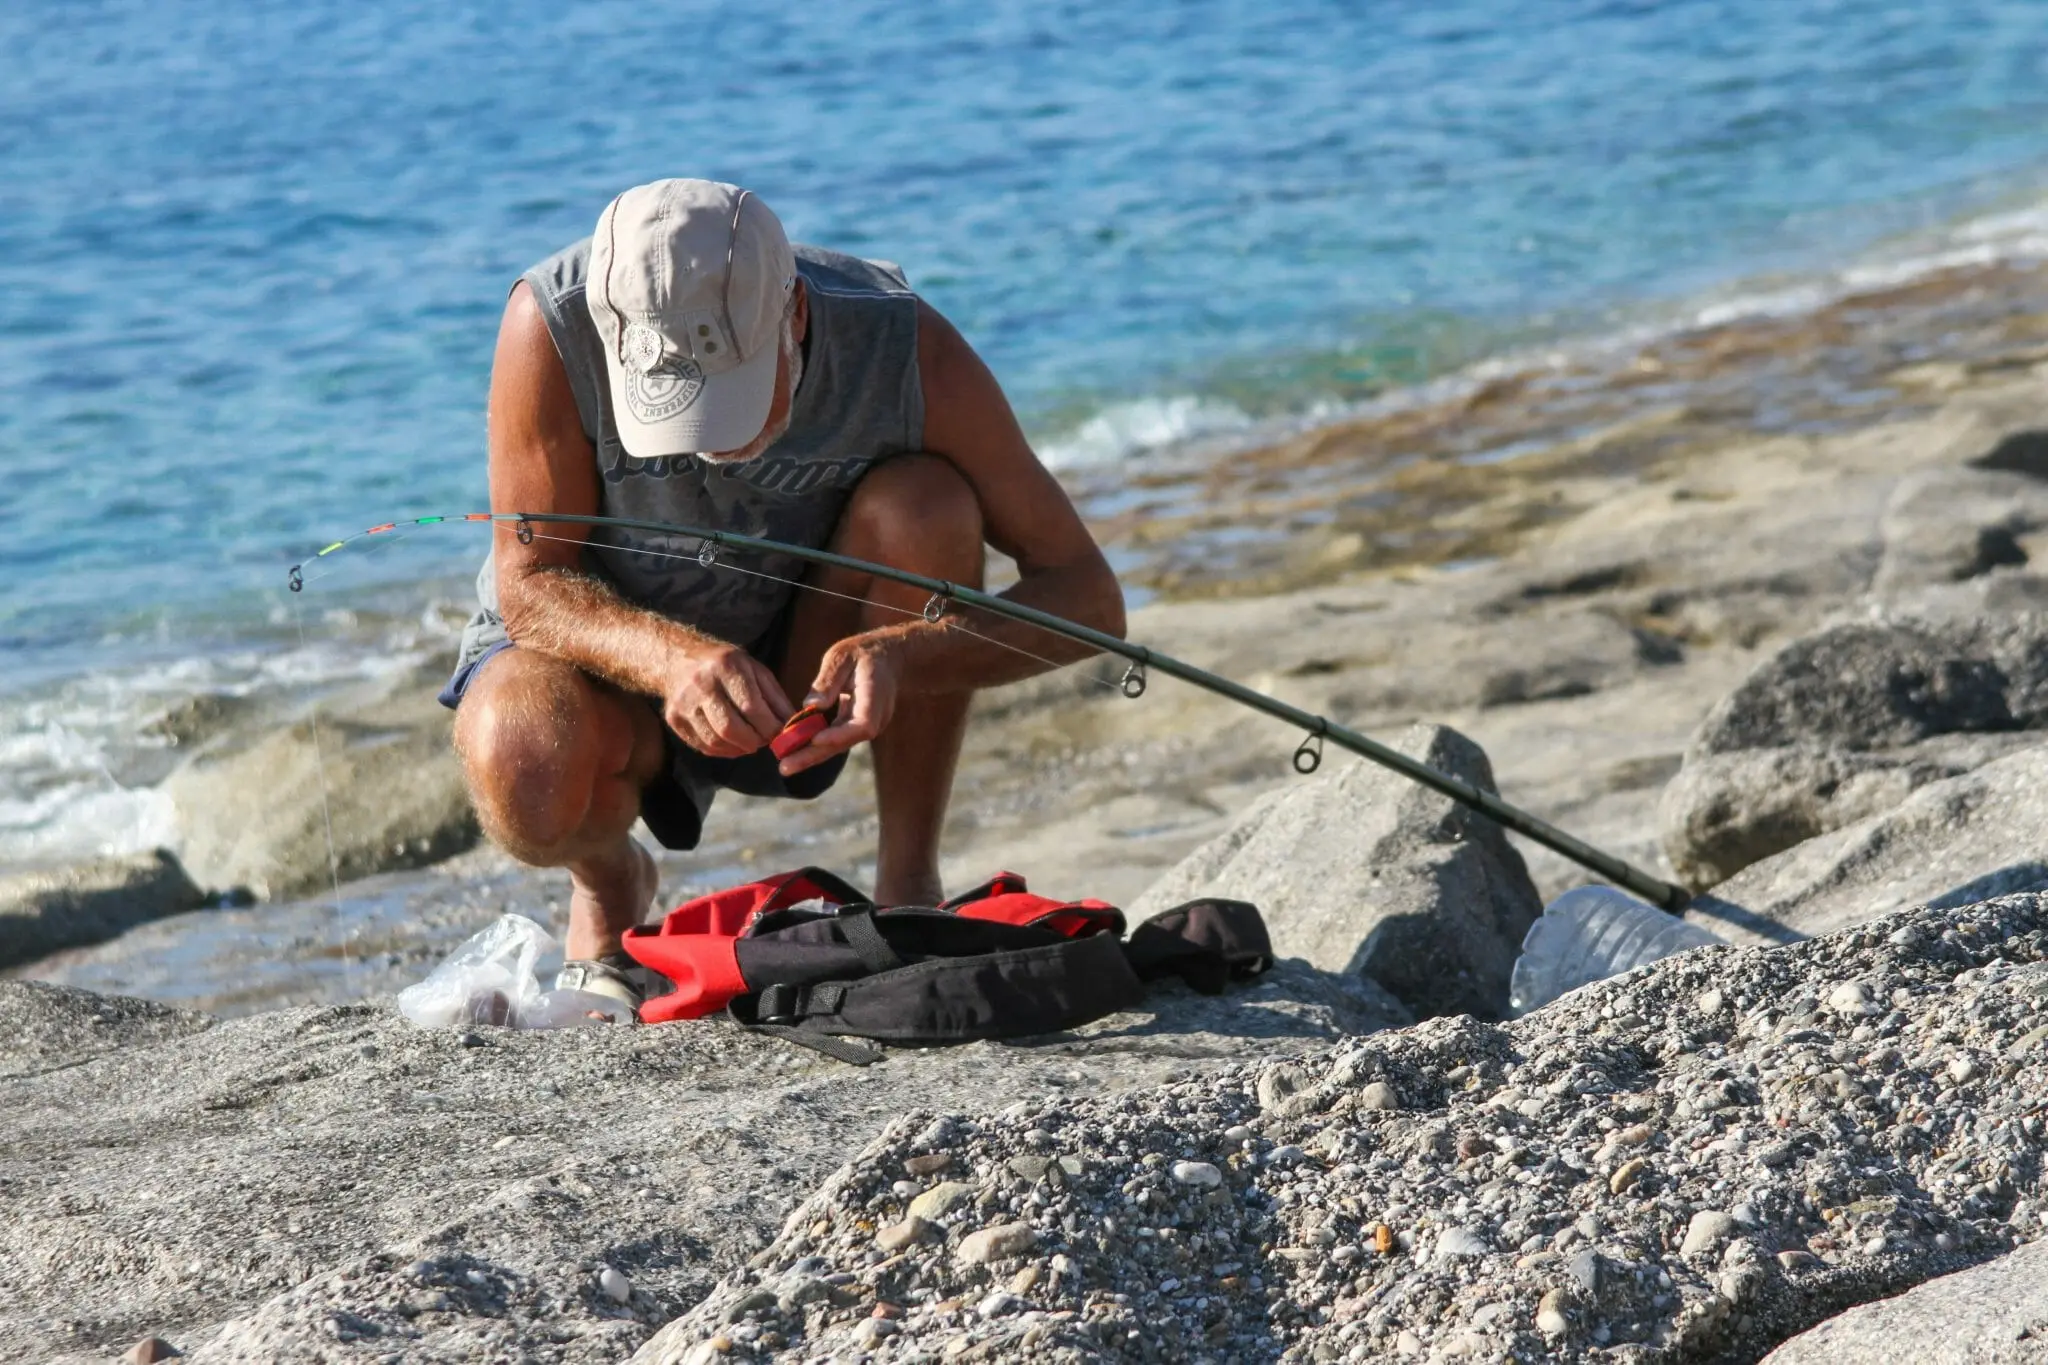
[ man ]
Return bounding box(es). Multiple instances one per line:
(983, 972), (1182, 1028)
(442, 179), (1125, 1014)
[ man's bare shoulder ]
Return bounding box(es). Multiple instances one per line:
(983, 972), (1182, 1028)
(913, 297), (1020, 460)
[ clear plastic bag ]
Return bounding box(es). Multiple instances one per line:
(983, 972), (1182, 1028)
(395, 913), (631, 1029)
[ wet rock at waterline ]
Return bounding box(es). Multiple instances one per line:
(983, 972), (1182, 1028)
(163, 687), (478, 902)
(1661, 612), (2048, 887)
(0, 849), (205, 970)
(1127, 723), (1542, 1020)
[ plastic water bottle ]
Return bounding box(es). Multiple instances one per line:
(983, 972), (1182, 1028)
(1508, 885), (1724, 1017)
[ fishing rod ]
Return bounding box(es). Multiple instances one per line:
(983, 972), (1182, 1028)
(290, 510), (1691, 911)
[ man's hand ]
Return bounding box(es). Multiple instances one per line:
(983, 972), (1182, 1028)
(780, 632), (905, 775)
(663, 642), (793, 759)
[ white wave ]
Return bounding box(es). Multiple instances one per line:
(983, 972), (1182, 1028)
(0, 618), (451, 870)
(1682, 190), (2048, 333)
(1037, 395), (1258, 469)
(0, 781), (178, 864)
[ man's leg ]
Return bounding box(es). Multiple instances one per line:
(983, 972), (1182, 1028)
(453, 649), (667, 960)
(778, 454), (985, 906)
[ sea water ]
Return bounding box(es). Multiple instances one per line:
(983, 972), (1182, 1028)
(4, 0), (2048, 863)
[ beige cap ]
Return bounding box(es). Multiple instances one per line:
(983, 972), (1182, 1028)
(587, 179), (797, 458)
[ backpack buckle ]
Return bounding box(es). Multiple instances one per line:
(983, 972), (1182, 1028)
(756, 983), (801, 1024)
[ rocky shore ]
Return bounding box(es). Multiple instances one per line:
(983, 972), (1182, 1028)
(3, 258), (2048, 1361)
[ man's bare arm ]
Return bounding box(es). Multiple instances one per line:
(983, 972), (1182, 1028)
(487, 283), (790, 755)
(887, 299), (1126, 687)
(795, 297), (1125, 760)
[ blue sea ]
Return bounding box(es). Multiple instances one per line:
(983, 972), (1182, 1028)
(4, 0), (2048, 863)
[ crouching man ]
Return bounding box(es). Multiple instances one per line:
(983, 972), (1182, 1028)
(441, 179), (1124, 1014)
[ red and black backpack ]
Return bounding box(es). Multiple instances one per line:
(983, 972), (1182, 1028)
(620, 868), (1272, 1063)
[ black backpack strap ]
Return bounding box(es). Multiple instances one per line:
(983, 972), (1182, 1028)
(741, 1021), (884, 1066)
(833, 908), (906, 974)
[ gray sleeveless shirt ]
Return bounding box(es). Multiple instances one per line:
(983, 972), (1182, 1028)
(458, 240), (924, 667)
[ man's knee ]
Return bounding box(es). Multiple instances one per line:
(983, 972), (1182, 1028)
(839, 453), (984, 572)
(453, 655), (631, 860)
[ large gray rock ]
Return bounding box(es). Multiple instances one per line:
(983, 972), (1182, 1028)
(1761, 1239), (2048, 1364)
(164, 689), (478, 901)
(0, 849), (206, 970)
(1689, 743), (2048, 945)
(1129, 722), (1542, 1020)
(0, 959), (1403, 1364)
(1661, 613), (2048, 887)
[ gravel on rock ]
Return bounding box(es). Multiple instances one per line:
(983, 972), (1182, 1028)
(632, 892), (2048, 1364)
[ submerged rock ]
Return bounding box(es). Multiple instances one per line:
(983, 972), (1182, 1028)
(0, 849), (205, 970)
(1128, 722), (1542, 1020)
(1661, 612), (2048, 887)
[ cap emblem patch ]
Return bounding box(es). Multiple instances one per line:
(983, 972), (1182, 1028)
(625, 357), (705, 424)
(622, 322), (666, 375)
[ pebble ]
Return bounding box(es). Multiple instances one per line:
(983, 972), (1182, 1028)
(1357, 1081), (1400, 1111)
(1258, 1063), (1310, 1113)
(904, 1152), (953, 1178)
(1009, 1263), (1042, 1294)
(125, 1339), (182, 1364)
(1223, 1124), (1255, 1144)
(1681, 1209), (1738, 1256)
(1396, 1330), (1424, 1355)
(956, 1222), (1038, 1265)
(598, 1266), (631, 1303)
(1610, 1158), (1648, 1193)
(1777, 1249), (1821, 1270)
(1265, 1144), (1307, 1166)
(725, 1288), (777, 1321)
(1535, 1288), (1571, 1336)
(876, 1217), (938, 1253)
(1171, 1160), (1223, 1188)
(908, 1181), (977, 1221)
(1007, 1154), (1052, 1181)
(852, 1317), (896, 1346)
(1695, 988), (1724, 1015)
(1828, 981), (1877, 1016)
(1435, 1227), (1490, 1259)
(892, 1179), (920, 1200)
(976, 1290), (1023, 1319)
(1567, 1248), (1602, 1295)
(1949, 1056), (1978, 1084)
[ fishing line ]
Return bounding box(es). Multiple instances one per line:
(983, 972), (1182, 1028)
(289, 509), (1691, 910)
(286, 579), (349, 979)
